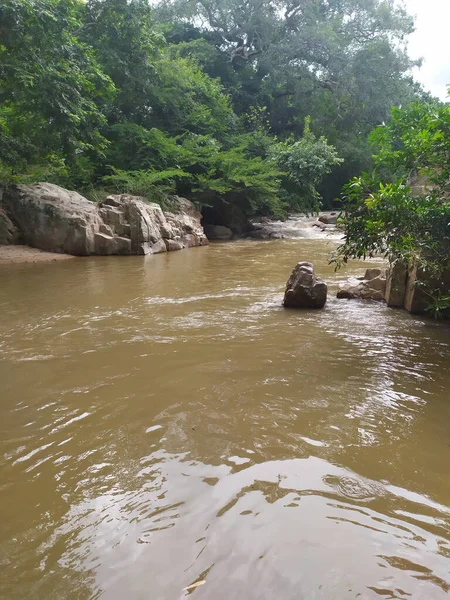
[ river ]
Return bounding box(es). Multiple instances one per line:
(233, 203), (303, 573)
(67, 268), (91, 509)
(1, 228), (449, 599)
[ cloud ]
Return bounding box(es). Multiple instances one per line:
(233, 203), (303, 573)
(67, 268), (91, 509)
(403, 0), (450, 100)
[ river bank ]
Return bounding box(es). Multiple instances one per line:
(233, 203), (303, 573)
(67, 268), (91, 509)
(0, 244), (76, 264)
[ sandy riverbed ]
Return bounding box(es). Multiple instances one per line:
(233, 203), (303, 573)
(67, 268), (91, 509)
(0, 245), (75, 264)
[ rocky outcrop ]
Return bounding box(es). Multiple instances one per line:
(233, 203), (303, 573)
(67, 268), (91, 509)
(283, 262), (327, 309)
(337, 268), (387, 301)
(385, 261), (408, 307)
(387, 261), (450, 314)
(1, 183), (208, 256)
(0, 209), (19, 245)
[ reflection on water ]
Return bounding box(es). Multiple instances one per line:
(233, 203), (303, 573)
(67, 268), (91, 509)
(0, 238), (449, 599)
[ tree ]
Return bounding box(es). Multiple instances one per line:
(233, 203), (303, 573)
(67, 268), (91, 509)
(0, 0), (115, 185)
(333, 99), (450, 318)
(81, 0), (162, 124)
(155, 0), (421, 201)
(271, 118), (343, 213)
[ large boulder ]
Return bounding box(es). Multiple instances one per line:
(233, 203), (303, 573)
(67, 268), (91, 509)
(1, 184), (208, 256)
(2, 183), (102, 255)
(318, 213), (337, 225)
(283, 262), (327, 309)
(385, 261), (408, 307)
(0, 209), (19, 245)
(337, 268), (387, 301)
(164, 196), (209, 248)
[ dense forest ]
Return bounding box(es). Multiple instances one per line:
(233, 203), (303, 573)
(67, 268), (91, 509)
(0, 0), (435, 215)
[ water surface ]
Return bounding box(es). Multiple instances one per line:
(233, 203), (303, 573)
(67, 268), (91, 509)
(1, 235), (449, 599)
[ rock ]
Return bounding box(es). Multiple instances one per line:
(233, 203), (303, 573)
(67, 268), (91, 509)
(2, 183), (101, 255)
(1, 184), (209, 256)
(312, 220), (332, 231)
(0, 209), (19, 245)
(385, 261), (408, 307)
(283, 262), (327, 309)
(94, 232), (131, 255)
(99, 223), (114, 237)
(337, 270), (387, 301)
(204, 224), (233, 240)
(164, 196), (209, 247)
(364, 268), (384, 281)
(318, 214), (337, 225)
(165, 239), (184, 252)
(404, 263), (430, 314)
(151, 239), (167, 254)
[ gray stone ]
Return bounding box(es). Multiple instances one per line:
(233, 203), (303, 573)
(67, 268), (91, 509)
(99, 223), (114, 236)
(151, 239), (168, 254)
(337, 273), (386, 301)
(364, 268), (384, 281)
(318, 214), (337, 225)
(2, 183), (100, 255)
(0, 208), (19, 245)
(94, 233), (131, 255)
(1, 184), (209, 257)
(385, 261), (408, 307)
(283, 262), (327, 309)
(404, 263), (429, 314)
(165, 239), (184, 252)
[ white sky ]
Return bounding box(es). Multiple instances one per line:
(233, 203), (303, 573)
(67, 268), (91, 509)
(403, 0), (450, 101)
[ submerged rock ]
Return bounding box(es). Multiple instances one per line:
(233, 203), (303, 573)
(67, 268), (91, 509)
(337, 268), (387, 301)
(283, 261), (327, 309)
(1, 183), (208, 256)
(318, 213), (337, 225)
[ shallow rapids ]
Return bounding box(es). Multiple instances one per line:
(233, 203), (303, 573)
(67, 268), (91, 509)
(1, 235), (449, 599)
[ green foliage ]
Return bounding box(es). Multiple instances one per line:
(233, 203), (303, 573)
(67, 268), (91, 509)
(195, 143), (284, 217)
(271, 118), (343, 214)
(0, 0), (115, 179)
(81, 0), (163, 123)
(155, 0), (423, 200)
(146, 55), (235, 138)
(102, 167), (193, 206)
(334, 101), (450, 318)
(0, 0), (435, 222)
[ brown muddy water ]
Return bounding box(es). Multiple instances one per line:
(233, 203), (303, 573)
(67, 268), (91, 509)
(0, 232), (449, 600)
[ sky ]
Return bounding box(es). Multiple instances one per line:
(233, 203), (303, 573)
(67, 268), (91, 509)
(403, 0), (450, 100)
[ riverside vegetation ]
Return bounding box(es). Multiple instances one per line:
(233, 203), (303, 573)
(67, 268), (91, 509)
(0, 0), (449, 314)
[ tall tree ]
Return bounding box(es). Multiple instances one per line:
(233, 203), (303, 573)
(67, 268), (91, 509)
(0, 0), (115, 181)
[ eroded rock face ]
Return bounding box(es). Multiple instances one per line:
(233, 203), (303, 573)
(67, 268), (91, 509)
(0, 209), (19, 245)
(1, 184), (208, 256)
(2, 183), (101, 255)
(283, 261), (327, 309)
(337, 268), (387, 301)
(385, 261), (408, 307)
